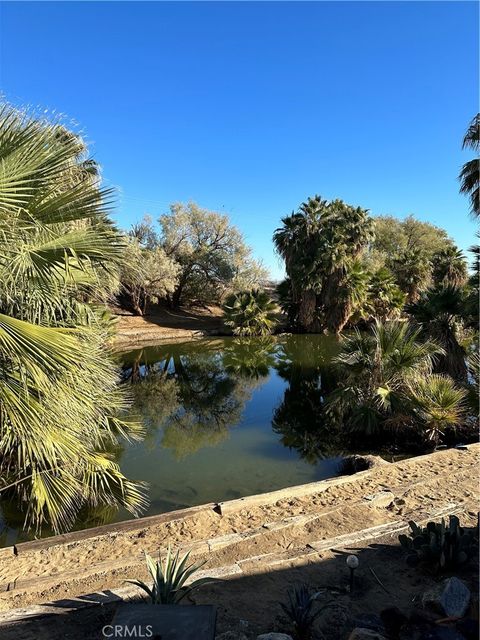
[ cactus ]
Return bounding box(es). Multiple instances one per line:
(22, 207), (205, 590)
(398, 514), (479, 572)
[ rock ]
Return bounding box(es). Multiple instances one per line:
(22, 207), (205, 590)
(217, 633), (248, 640)
(423, 577), (471, 618)
(348, 629), (387, 640)
(440, 577), (471, 618)
(363, 490), (395, 508)
(316, 600), (351, 639)
(256, 635), (293, 640)
(380, 607), (408, 636)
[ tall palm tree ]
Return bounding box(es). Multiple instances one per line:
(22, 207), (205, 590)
(459, 113), (480, 218)
(273, 196), (325, 332)
(389, 247), (431, 303)
(364, 267), (406, 322)
(273, 196), (374, 333)
(0, 103), (147, 533)
(464, 236), (480, 329)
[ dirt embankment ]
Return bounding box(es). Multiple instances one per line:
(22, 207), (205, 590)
(0, 446), (478, 616)
(111, 305), (227, 348)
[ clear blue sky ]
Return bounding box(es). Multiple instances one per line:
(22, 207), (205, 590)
(1, 1), (478, 279)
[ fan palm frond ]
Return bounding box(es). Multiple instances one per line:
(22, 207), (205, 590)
(0, 101), (147, 533)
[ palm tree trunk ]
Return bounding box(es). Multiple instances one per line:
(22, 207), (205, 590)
(319, 267), (352, 333)
(436, 328), (468, 382)
(325, 298), (352, 334)
(297, 289), (317, 332)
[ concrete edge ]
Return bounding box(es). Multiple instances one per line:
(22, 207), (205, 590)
(9, 445), (478, 557)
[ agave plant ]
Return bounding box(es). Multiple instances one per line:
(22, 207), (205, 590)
(0, 102), (147, 533)
(128, 546), (215, 604)
(280, 584), (331, 640)
(223, 288), (278, 337)
(399, 515), (479, 572)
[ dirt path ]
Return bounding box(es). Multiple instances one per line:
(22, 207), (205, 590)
(0, 446), (478, 613)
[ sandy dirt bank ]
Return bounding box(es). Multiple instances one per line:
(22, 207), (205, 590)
(0, 445), (478, 616)
(112, 305), (226, 348)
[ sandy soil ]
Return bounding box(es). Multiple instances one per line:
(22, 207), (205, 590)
(0, 446), (478, 617)
(112, 305), (226, 348)
(1, 528), (478, 640)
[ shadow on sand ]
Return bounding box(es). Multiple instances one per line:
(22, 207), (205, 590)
(1, 536), (478, 640)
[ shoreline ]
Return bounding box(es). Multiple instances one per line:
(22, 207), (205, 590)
(111, 305), (228, 349)
(0, 445), (478, 615)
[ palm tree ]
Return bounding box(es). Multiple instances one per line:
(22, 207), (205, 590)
(318, 200), (375, 333)
(459, 113), (480, 218)
(389, 247), (431, 303)
(327, 321), (443, 435)
(432, 247), (468, 288)
(332, 259), (370, 329)
(464, 238), (480, 329)
(273, 196), (374, 333)
(407, 286), (468, 382)
(407, 375), (466, 443)
(223, 289), (278, 336)
(364, 267), (406, 321)
(0, 103), (147, 533)
(273, 196), (325, 332)
(276, 277), (298, 328)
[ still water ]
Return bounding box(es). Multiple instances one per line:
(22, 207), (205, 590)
(1, 334), (350, 544)
(117, 334), (344, 514)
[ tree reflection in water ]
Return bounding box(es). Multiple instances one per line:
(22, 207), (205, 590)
(272, 335), (341, 463)
(121, 341), (266, 459)
(121, 335), (342, 464)
(222, 336), (278, 379)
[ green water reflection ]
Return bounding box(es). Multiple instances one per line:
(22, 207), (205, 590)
(118, 334), (344, 514)
(1, 334), (349, 544)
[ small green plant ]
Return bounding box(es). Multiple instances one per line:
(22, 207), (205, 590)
(280, 584), (330, 640)
(223, 289), (278, 337)
(398, 515), (478, 572)
(128, 546), (215, 604)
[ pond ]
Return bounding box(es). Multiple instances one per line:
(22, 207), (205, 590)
(0, 334), (357, 545)
(117, 335), (346, 516)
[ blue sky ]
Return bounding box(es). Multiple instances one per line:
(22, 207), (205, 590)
(1, 1), (478, 279)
